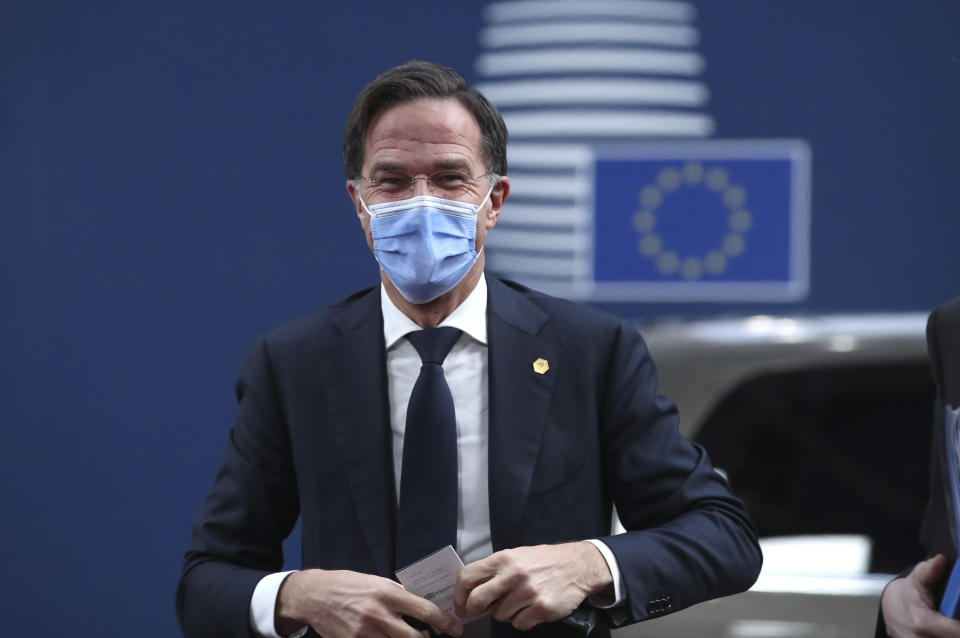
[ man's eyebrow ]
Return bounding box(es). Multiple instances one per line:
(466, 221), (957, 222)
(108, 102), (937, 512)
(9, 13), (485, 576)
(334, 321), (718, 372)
(432, 158), (473, 172)
(368, 161), (405, 174)
(367, 158), (476, 175)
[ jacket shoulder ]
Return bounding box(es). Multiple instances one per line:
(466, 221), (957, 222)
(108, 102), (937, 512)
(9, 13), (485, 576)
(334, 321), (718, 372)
(494, 278), (633, 334)
(930, 296), (960, 403)
(935, 296), (960, 325)
(261, 286), (379, 348)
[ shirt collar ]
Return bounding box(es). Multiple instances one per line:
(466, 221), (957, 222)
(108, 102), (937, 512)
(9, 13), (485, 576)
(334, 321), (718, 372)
(381, 275), (488, 349)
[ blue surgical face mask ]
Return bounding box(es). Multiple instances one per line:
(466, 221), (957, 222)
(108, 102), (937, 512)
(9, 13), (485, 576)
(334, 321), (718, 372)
(358, 187), (493, 304)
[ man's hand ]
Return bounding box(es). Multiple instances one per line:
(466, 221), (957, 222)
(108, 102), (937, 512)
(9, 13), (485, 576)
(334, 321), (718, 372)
(881, 554), (960, 637)
(275, 569), (463, 638)
(453, 542), (613, 632)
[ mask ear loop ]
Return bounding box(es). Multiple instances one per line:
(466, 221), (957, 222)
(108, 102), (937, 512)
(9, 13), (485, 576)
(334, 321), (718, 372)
(477, 180), (495, 212)
(355, 186), (373, 218)
(469, 181), (497, 266)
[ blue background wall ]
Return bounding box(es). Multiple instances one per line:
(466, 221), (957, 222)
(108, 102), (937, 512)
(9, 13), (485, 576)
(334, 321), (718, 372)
(3, 2), (959, 635)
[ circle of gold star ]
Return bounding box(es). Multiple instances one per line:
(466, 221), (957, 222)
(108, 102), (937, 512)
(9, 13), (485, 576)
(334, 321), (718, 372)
(632, 162), (752, 280)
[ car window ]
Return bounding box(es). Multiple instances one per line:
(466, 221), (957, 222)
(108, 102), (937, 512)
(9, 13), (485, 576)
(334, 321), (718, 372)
(695, 361), (935, 573)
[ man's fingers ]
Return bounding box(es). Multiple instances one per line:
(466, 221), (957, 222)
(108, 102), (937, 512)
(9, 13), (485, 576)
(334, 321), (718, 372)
(456, 544), (592, 630)
(463, 573), (517, 617)
(388, 589), (463, 637)
(914, 554), (950, 588)
(454, 558), (498, 616)
(452, 579), (468, 618)
(889, 556), (960, 638)
(920, 611), (960, 638)
(377, 614), (430, 638)
(509, 603), (551, 633)
(490, 592), (530, 624)
(492, 590), (572, 630)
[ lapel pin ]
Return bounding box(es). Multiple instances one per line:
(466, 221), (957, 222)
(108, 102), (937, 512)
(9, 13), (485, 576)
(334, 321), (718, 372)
(532, 358), (549, 375)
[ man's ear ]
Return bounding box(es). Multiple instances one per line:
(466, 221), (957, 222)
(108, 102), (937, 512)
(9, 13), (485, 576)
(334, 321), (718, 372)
(346, 180), (364, 221)
(348, 180), (375, 251)
(485, 176), (510, 230)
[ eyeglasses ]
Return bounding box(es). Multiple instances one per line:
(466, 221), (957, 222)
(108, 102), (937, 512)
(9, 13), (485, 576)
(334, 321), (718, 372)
(357, 169), (494, 200)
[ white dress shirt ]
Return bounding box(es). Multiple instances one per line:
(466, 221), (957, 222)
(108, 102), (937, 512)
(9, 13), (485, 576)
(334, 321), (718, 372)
(250, 275), (623, 637)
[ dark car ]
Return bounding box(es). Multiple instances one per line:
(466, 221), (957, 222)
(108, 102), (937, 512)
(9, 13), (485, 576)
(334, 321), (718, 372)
(613, 313), (933, 638)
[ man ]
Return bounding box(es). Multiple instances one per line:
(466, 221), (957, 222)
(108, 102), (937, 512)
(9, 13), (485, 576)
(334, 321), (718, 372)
(878, 296), (960, 637)
(176, 61), (762, 638)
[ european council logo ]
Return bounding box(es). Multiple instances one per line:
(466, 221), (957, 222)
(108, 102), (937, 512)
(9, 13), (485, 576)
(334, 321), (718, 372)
(475, 0), (812, 302)
(591, 141), (810, 301)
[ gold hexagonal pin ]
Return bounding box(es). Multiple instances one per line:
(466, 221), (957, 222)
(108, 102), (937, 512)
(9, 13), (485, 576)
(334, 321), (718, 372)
(532, 358), (549, 375)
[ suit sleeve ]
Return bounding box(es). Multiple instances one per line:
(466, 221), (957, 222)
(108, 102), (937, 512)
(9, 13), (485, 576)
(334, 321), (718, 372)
(595, 320), (763, 624)
(176, 337), (301, 638)
(876, 305), (956, 636)
(921, 305), (953, 558)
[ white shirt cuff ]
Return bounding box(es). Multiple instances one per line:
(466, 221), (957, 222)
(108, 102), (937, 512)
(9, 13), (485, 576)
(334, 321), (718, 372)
(585, 539), (627, 608)
(250, 571), (308, 638)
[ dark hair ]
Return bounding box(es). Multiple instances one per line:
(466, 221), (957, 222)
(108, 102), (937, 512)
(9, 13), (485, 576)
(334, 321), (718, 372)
(343, 60), (508, 179)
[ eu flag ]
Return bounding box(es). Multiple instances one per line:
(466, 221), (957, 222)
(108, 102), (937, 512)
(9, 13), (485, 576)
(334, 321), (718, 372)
(591, 141), (810, 301)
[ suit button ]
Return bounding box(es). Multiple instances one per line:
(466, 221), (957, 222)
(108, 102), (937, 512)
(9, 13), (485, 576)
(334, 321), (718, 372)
(646, 593), (672, 616)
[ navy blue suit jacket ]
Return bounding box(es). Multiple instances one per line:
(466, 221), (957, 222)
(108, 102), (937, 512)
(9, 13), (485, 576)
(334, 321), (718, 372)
(920, 297), (960, 561)
(876, 296), (960, 636)
(177, 277), (762, 638)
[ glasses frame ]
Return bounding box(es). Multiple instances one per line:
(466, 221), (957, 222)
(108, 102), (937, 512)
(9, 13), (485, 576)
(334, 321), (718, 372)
(356, 169), (496, 200)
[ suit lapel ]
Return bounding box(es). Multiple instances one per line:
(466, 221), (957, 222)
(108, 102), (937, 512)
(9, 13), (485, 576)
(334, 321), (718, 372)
(320, 289), (397, 577)
(486, 278), (561, 551)
(317, 280), (563, 569)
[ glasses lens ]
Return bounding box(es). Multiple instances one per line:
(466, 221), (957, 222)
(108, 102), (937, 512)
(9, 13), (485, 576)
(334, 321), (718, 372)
(366, 173), (409, 198)
(364, 170), (483, 200)
(428, 170), (472, 197)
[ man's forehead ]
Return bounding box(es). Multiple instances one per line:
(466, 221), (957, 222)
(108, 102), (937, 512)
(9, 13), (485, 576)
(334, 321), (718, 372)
(363, 98), (482, 166)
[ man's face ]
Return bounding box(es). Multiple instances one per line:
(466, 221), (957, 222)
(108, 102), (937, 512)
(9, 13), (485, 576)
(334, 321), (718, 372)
(347, 97), (508, 252)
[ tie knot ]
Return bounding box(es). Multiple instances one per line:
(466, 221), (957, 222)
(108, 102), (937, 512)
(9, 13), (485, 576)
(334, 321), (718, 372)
(406, 327), (462, 365)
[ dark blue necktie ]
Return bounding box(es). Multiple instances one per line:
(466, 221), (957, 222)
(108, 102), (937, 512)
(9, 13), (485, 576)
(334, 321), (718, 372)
(396, 327), (462, 570)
